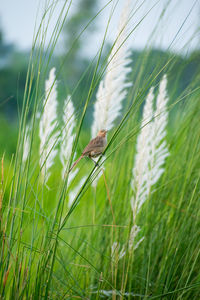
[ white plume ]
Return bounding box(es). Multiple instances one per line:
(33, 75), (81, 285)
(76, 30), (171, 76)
(60, 96), (87, 206)
(128, 225), (144, 251)
(131, 75), (169, 213)
(131, 87), (155, 212)
(39, 67), (59, 183)
(91, 0), (132, 138)
(60, 96), (77, 182)
(111, 242), (126, 260)
(149, 74), (169, 186)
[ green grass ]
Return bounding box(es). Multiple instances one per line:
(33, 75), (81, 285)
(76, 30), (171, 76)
(1, 88), (200, 299)
(1, 1), (200, 299)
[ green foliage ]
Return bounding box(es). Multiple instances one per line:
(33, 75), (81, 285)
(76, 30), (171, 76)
(1, 70), (200, 299)
(0, 64), (27, 117)
(0, 28), (29, 119)
(0, 116), (17, 155)
(1, 1), (200, 299)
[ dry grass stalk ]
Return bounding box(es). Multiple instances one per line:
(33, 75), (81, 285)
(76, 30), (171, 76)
(3, 265), (11, 288)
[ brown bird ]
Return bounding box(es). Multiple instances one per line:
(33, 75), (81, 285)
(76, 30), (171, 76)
(69, 129), (107, 172)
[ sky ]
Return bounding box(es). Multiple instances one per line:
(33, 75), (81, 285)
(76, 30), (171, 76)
(0, 0), (199, 55)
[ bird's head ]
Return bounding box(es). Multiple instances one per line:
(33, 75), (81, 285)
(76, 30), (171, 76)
(97, 129), (107, 137)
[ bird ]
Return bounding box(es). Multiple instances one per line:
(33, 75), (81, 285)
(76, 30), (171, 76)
(69, 129), (107, 172)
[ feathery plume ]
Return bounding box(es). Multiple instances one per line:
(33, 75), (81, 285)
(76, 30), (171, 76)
(91, 0), (132, 138)
(39, 67), (59, 183)
(131, 87), (155, 212)
(60, 96), (77, 181)
(111, 242), (119, 257)
(149, 74), (169, 186)
(128, 225), (144, 251)
(131, 75), (169, 214)
(60, 96), (87, 207)
(129, 76), (169, 254)
(111, 242), (126, 260)
(111, 225), (144, 261)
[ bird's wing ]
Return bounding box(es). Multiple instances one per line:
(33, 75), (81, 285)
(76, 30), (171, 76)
(82, 136), (104, 156)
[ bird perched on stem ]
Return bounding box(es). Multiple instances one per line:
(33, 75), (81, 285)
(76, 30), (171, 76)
(69, 129), (107, 172)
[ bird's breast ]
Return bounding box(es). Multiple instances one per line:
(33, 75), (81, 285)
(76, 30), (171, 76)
(102, 136), (107, 147)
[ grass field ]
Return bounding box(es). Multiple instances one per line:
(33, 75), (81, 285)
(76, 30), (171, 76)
(1, 0), (200, 299)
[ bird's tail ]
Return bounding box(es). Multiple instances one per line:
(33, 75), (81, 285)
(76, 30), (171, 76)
(69, 155), (83, 172)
